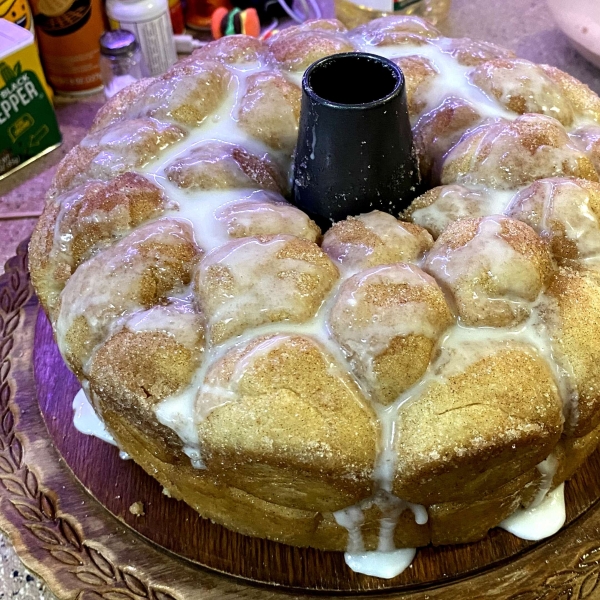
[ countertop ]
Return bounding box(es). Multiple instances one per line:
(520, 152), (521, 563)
(0, 0), (598, 596)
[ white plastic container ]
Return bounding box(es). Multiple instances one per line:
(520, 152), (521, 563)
(106, 0), (177, 77)
(547, 0), (600, 69)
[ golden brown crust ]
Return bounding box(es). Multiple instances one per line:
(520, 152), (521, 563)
(197, 335), (378, 512)
(99, 373), (593, 550)
(469, 59), (574, 125)
(441, 114), (599, 189)
(237, 71), (301, 153)
(322, 211), (433, 272)
(90, 309), (204, 409)
(428, 470), (536, 545)
(393, 344), (563, 505)
(544, 267), (600, 437)
(89, 309), (205, 462)
(165, 141), (286, 193)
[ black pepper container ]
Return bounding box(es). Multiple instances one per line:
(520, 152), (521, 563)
(292, 52), (420, 229)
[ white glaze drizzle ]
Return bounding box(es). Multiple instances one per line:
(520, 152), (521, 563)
(72, 388), (130, 460)
(343, 548), (417, 579)
(531, 453), (559, 508)
(73, 388), (116, 446)
(500, 483), (566, 540)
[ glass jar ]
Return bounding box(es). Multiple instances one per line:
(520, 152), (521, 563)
(335, 0), (451, 29)
(99, 29), (145, 99)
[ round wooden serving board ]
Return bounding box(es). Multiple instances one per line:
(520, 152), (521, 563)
(3, 239), (600, 599)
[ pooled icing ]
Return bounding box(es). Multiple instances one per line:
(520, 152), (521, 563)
(500, 483), (566, 540)
(72, 388), (130, 460)
(73, 387), (116, 446)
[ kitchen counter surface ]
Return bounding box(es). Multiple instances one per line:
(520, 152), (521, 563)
(0, 0), (598, 596)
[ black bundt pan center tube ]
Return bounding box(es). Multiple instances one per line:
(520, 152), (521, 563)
(292, 52), (421, 230)
(306, 51), (401, 107)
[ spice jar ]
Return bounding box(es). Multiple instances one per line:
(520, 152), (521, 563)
(99, 29), (145, 99)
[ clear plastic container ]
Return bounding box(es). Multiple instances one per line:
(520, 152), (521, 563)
(99, 29), (145, 99)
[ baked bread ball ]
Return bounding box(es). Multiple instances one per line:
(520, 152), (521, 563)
(441, 114), (598, 189)
(424, 216), (552, 327)
(194, 235), (338, 344)
(507, 178), (600, 267)
(329, 263), (452, 404)
(29, 17), (600, 559)
(322, 210), (433, 273)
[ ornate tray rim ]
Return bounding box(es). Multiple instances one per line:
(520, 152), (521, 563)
(1, 238), (600, 600)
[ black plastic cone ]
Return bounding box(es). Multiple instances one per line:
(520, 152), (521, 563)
(292, 52), (420, 229)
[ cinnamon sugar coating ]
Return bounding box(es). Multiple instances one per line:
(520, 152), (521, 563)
(268, 21), (354, 71)
(30, 173), (168, 317)
(507, 178), (600, 266)
(541, 64), (600, 124)
(195, 235), (338, 344)
(425, 216), (553, 327)
(571, 125), (600, 174)
(437, 37), (516, 67)
(441, 114), (599, 189)
(392, 55), (439, 119)
(215, 199), (321, 242)
(413, 97), (482, 184)
(90, 78), (156, 132)
(402, 185), (494, 238)
(544, 267), (600, 437)
(329, 263), (452, 404)
(89, 306), (205, 462)
(394, 343), (563, 505)
(92, 306), (205, 394)
(165, 141), (286, 193)
(52, 118), (186, 195)
(237, 71), (301, 153)
(56, 220), (201, 376)
(192, 35), (269, 64)
(350, 15), (440, 47)
(196, 334), (378, 512)
(322, 211), (433, 273)
(129, 60), (231, 127)
(469, 59), (574, 126)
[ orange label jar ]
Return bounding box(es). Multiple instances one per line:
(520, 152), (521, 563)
(185, 0), (231, 30)
(29, 0), (104, 94)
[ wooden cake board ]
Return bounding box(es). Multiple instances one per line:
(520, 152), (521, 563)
(1, 239), (600, 599)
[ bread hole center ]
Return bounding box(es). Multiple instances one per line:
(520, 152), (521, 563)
(306, 53), (401, 106)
